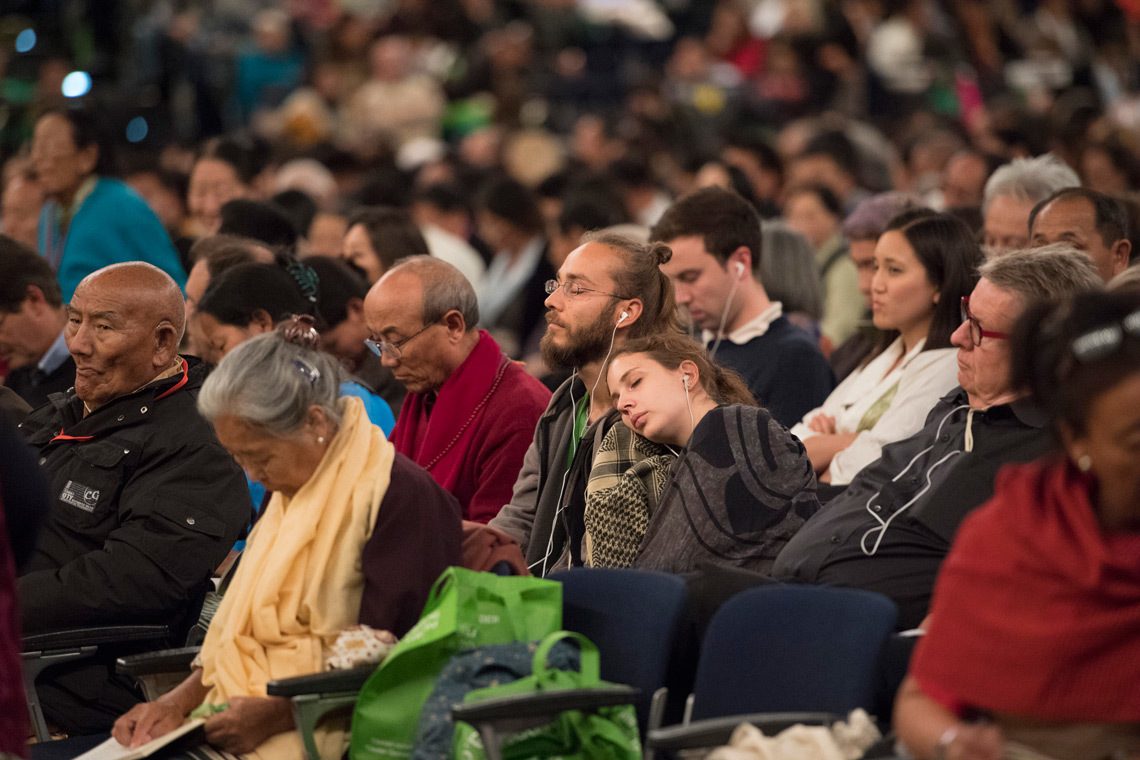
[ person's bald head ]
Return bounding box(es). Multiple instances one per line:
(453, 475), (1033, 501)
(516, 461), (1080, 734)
(67, 263), (186, 410)
(80, 262), (186, 336)
(384, 255), (479, 329)
(363, 255), (480, 393)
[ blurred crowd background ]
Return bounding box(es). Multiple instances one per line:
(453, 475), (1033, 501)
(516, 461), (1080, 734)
(3, 0), (1140, 289)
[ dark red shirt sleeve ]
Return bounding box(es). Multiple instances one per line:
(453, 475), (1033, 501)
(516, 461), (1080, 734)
(359, 453), (463, 637)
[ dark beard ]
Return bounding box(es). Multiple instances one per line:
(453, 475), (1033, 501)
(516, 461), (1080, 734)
(540, 310), (614, 370)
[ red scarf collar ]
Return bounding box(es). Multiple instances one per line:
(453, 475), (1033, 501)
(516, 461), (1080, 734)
(389, 331), (509, 477)
(913, 457), (1140, 722)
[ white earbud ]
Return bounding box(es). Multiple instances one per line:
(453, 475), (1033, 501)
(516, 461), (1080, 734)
(734, 261), (746, 276)
(682, 375), (690, 389)
(617, 311), (630, 325)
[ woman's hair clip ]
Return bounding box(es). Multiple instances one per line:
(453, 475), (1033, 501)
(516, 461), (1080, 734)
(278, 313), (321, 350)
(292, 358), (321, 386)
(279, 315), (322, 384)
(285, 258), (320, 305)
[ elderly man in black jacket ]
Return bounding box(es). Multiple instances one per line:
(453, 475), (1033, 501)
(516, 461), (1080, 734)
(18, 262), (248, 734)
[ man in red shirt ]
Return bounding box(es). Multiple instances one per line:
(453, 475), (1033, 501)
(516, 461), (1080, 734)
(365, 256), (551, 523)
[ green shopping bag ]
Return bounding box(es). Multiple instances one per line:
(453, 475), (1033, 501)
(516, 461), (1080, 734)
(452, 631), (642, 760)
(350, 567), (563, 760)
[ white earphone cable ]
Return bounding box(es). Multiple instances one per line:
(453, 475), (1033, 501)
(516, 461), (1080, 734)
(532, 308), (630, 576)
(683, 378), (695, 437)
(859, 404), (971, 556)
(709, 264), (744, 360)
(530, 370), (580, 576)
(590, 318), (623, 401)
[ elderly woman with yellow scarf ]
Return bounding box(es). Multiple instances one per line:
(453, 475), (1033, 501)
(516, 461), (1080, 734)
(111, 319), (462, 758)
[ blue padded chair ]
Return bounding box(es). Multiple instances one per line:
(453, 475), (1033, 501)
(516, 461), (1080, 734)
(648, 584), (897, 757)
(874, 631), (923, 729)
(450, 568), (689, 759)
(551, 567), (689, 732)
(690, 584), (897, 719)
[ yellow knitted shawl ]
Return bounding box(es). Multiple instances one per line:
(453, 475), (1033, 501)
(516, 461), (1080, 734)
(200, 397), (392, 757)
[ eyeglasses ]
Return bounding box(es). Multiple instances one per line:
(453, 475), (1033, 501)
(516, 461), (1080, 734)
(960, 296), (1010, 345)
(544, 279), (628, 300)
(364, 321), (437, 359)
(1070, 309), (1140, 365)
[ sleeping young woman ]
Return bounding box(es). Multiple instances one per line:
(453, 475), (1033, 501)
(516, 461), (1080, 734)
(585, 332), (820, 574)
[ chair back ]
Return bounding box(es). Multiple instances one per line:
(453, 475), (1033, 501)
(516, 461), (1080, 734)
(874, 631), (922, 726)
(690, 585), (897, 721)
(550, 568), (688, 731)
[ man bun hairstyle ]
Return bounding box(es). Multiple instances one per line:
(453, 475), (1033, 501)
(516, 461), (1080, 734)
(581, 230), (683, 340)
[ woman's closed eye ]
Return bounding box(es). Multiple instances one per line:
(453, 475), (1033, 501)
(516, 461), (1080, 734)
(235, 450), (269, 468)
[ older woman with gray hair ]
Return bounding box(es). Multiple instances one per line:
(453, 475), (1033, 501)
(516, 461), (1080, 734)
(111, 318), (462, 758)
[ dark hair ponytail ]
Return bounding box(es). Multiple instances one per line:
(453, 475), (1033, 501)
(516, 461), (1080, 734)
(197, 133), (267, 185)
(1010, 290), (1140, 436)
(197, 262), (317, 329)
(897, 214), (982, 350)
(283, 256), (320, 308)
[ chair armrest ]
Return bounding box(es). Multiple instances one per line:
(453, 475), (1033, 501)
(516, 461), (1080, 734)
(266, 665), (375, 698)
(22, 625), (171, 654)
(452, 685), (640, 724)
(646, 712), (840, 752)
(117, 646), (201, 678)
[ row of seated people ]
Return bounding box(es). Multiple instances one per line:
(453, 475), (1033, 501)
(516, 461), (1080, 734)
(9, 284), (1139, 760)
(1, 187), (1137, 756)
(125, 285), (1140, 759)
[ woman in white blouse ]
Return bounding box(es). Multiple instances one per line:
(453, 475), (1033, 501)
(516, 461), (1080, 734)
(791, 213), (983, 485)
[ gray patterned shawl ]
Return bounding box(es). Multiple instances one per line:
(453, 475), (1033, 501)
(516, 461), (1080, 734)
(583, 423), (676, 568)
(585, 405), (821, 574)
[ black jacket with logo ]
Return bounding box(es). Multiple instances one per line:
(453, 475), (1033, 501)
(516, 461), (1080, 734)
(17, 357), (249, 634)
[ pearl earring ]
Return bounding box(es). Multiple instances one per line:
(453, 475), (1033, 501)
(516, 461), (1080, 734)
(317, 436), (326, 445)
(1077, 454), (1092, 472)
